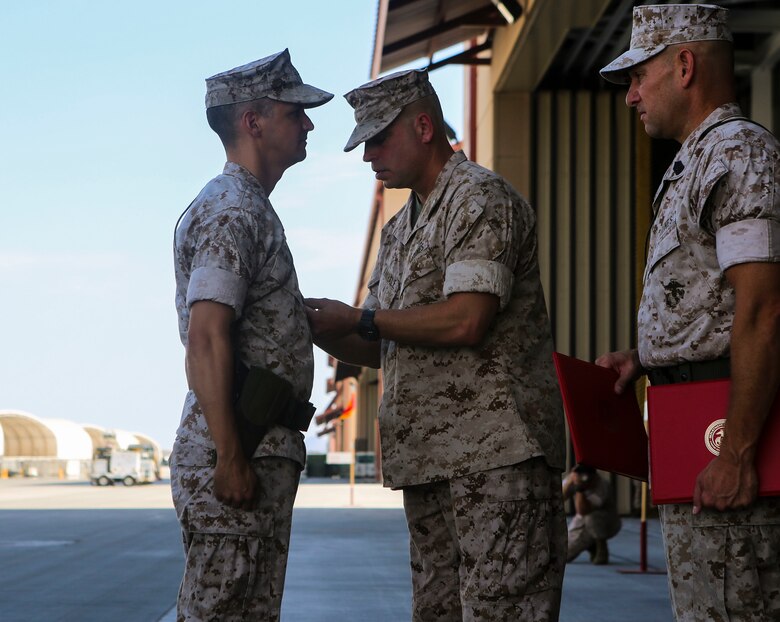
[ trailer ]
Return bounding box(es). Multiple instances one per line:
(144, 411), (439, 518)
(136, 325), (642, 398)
(90, 446), (156, 486)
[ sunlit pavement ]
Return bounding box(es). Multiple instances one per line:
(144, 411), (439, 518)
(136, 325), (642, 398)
(1, 478), (672, 621)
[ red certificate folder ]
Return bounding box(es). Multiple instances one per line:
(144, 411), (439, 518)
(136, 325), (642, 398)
(552, 352), (648, 481)
(647, 378), (780, 504)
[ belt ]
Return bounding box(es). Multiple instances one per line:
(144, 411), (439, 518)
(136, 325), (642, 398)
(647, 357), (730, 386)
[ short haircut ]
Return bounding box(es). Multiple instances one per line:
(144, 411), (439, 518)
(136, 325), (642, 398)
(403, 93), (445, 129)
(398, 93), (454, 145)
(206, 98), (275, 147)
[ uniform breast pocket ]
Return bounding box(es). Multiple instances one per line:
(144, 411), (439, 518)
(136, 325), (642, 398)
(696, 159), (728, 220)
(643, 224), (681, 283)
(642, 222), (718, 334)
(399, 249), (441, 304)
(261, 245), (295, 298)
(377, 260), (401, 309)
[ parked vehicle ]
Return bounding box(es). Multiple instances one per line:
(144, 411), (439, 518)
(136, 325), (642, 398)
(90, 446), (156, 486)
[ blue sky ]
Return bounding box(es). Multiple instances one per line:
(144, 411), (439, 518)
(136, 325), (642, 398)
(0, 1), (464, 452)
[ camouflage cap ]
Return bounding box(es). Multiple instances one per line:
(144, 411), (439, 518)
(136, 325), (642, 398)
(205, 49), (333, 109)
(600, 4), (732, 84)
(343, 69), (435, 152)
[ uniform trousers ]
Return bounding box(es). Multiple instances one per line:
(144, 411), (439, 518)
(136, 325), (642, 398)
(659, 497), (780, 621)
(171, 452), (299, 622)
(402, 457), (567, 622)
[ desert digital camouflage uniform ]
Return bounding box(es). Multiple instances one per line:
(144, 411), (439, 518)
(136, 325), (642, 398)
(659, 500), (780, 622)
(365, 150), (565, 487)
(639, 103), (780, 622)
(363, 149), (567, 620)
(639, 103), (780, 368)
(171, 448), (299, 621)
(600, 5), (780, 619)
(171, 161), (311, 621)
(403, 459), (566, 622)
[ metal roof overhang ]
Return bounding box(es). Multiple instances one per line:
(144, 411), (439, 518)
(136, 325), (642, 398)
(372, 0), (517, 76)
(372, 0), (780, 91)
(507, 0), (780, 91)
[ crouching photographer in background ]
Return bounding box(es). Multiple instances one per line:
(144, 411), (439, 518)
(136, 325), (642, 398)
(563, 464), (622, 565)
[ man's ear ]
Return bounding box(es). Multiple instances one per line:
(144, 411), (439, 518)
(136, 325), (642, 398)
(414, 112), (435, 144)
(240, 108), (264, 139)
(678, 48), (695, 88)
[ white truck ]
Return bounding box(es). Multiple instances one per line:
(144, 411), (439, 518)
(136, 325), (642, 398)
(90, 447), (156, 486)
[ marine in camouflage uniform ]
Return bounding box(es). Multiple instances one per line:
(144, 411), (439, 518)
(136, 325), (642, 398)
(306, 69), (566, 621)
(171, 50), (332, 621)
(600, 5), (780, 621)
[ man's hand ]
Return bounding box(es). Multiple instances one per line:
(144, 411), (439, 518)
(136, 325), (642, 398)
(213, 454), (260, 511)
(304, 298), (361, 340)
(302, 298), (381, 369)
(693, 452), (758, 514)
(595, 349), (644, 394)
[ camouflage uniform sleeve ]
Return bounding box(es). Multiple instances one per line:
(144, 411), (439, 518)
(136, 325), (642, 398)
(362, 291), (381, 311)
(704, 137), (780, 270)
(186, 209), (259, 319)
(362, 226), (389, 311)
(442, 180), (518, 310)
(363, 259), (382, 311)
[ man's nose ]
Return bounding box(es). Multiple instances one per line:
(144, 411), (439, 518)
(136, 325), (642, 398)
(625, 85), (639, 107)
(362, 144), (374, 163)
(303, 112), (314, 131)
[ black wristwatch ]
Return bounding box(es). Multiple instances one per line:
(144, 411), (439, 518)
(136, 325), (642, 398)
(357, 308), (381, 341)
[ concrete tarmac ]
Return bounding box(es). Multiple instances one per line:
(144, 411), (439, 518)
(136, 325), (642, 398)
(284, 479), (674, 622)
(1, 478), (673, 621)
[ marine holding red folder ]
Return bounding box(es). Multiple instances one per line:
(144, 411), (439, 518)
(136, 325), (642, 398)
(595, 3), (780, 621)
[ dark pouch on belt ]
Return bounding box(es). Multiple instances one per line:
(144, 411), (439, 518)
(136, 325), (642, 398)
(233, 365), (294, 458)
(236, 366), (294, 427)
(288, 402), (317, 432)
